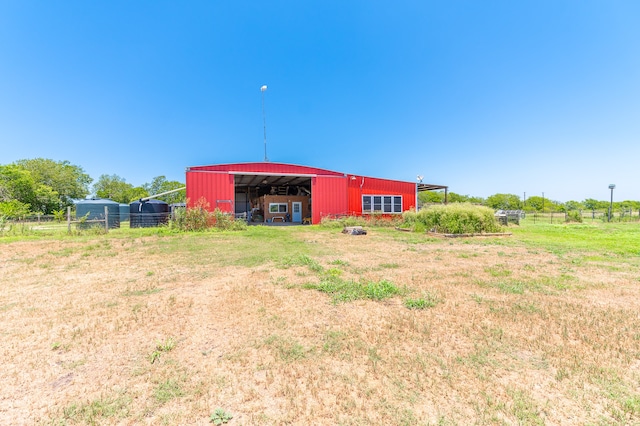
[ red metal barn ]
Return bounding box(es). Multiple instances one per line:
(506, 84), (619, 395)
(186, 162), (431, 224)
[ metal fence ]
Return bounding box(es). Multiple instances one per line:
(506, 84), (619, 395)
(1, 207), (115, 234)
(523, 210), (640, 223)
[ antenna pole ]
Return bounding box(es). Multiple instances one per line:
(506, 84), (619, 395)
(261, 85), (268, 162)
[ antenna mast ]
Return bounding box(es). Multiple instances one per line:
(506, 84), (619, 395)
(261, 85), (268, 162)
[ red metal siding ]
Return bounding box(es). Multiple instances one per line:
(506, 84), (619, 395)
(188, 162), (344, 177)
(312, 176), (348, 223)
(185, 162), (417, 221)
(347, 175), (416, 215)
(186, 171), (235, 213)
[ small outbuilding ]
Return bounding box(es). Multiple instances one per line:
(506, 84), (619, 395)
(186, 162), (447, 224)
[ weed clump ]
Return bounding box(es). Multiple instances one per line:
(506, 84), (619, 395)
(320, 213), (403, 228)
(210, 408), (233, 424)
(402, 204), (503, 234)
(169, 198), (247, 232)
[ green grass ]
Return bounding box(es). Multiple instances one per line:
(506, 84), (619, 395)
(404, 292), (441, 309)
(513, 220), (640, 257)
(122, 287), (163, 297)
(148, 226), (324, 268)
(278, 253), (324, 272)
(263, 335), (309, 362)
(484, 264), (512, 277)
(509, 389), (544, 425)
(304, 277), (401, 303)
(61, 392), (131, 423)
(154, 379), (184, 403)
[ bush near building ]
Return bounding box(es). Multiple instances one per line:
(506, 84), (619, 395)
(403, 203), (503, 234)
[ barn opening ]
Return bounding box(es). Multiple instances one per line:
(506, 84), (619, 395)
(233, 173), (312, 223)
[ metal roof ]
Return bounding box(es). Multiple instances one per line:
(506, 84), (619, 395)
(417, 183), (449, 192)
(188, 162), (446, 191)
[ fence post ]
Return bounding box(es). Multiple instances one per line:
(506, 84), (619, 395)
(67, 206), (71, 233)
(104, 206), (109, 233)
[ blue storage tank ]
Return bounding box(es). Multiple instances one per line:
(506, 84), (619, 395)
(130, 199), (170, 228)
(75, 199), (120, 229)
(119, 204), (130, 222)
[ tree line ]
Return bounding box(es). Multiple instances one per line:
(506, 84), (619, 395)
(419, 191), (640, 214)
(0, 158), (185, 218)
(1, 157), (634, 219)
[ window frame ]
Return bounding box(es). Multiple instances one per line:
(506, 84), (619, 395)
(361, 195), (403, 214)
(269, 203), (288, 214)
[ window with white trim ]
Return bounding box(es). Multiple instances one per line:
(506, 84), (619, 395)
(269, 203), (288, 213)
(362, 195), (402, 214)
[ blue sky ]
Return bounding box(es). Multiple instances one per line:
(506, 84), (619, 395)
(1, 1), (639, 202)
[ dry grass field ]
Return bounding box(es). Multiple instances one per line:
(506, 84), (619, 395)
(1, 222), (639, 425)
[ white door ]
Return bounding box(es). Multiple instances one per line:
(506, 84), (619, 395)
(292, 202), (302, 222)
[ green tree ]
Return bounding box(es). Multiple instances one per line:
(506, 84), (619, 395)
(485, 193), (522, 210)
(0, 164), (61, 213)
(143, 176), (185, 204)
(418, 190), (445, 206)
(526, 196), (561, 212)
(14, 158), (92, 208)
(0, 199), (31, 219)
(618, 200), (639, 216)
(448, 192), (484, 203)
(623, 200), (640, 216)
(0, 165), (36, 208)
(564, 200), (583, 211)
(582, 198), (603, 213)
(93, 174), (148, 204)
(128, 186), (149, 202)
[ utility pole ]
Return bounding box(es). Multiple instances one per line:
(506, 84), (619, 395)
(608, 184), (616, 222)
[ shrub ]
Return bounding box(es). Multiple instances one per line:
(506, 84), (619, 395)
(0, 200), (30, 219)
(170, 198), (246, 232)
(565, 210), (583, 223)
(403, 203), (503, 234)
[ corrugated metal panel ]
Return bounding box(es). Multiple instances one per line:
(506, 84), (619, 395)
(185, 162), (420, 220)
(347, 175), (417, 215)
(188, 162), (344, 177)
(312, 176), (348, 223)
(186, 171), (235, 213)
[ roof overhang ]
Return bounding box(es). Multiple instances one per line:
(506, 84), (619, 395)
(417, 183), (448, 192)
(233, 172), (315, 187)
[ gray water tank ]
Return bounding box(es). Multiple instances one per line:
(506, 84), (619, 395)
(119, 204), (130, 222)
(75, 199), (120, 229)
